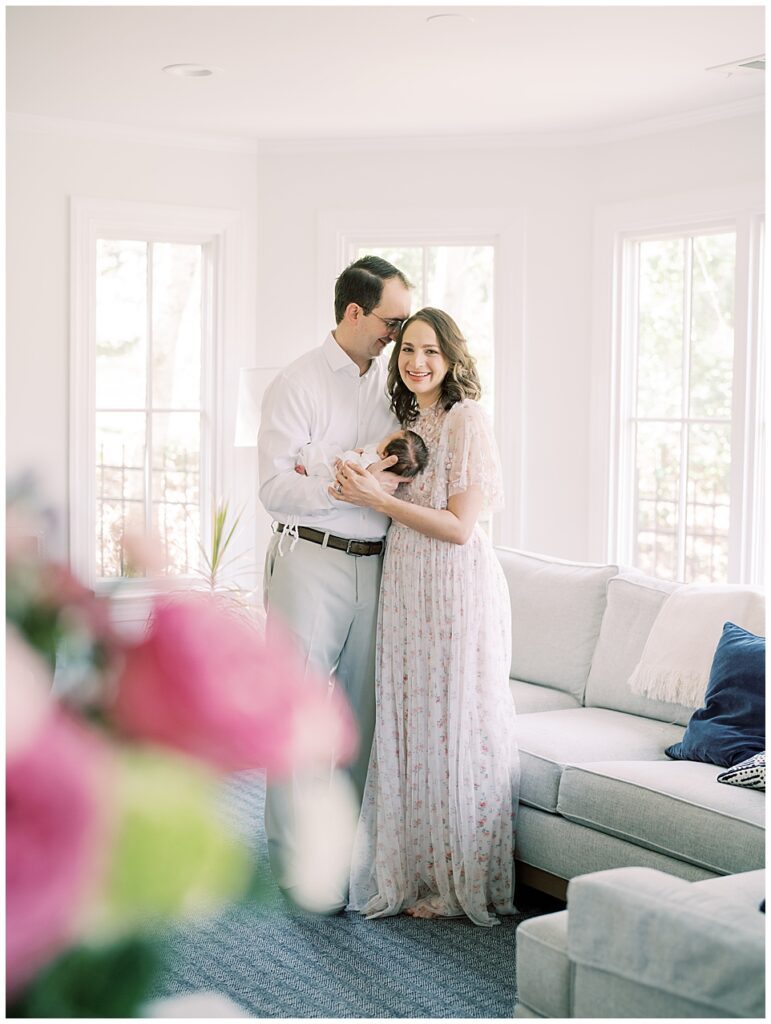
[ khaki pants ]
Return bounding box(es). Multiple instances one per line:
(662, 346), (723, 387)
(262, 531), (383, 895)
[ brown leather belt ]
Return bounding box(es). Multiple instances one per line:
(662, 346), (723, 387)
(275, 523), (385, 556)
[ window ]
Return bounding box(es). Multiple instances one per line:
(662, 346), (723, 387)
(596, 188), (765, 584)
(628, 230), (737, 582)
(71, 199), (247, 598)
(95, 239), (207, 579)
(350, 244), (495, 419)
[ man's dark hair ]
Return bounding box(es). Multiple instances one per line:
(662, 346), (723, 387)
(334, 256), (411, 324)
(383, 430), (429, 479)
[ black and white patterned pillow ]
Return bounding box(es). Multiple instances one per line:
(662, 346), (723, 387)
(717, 751), (765, 790)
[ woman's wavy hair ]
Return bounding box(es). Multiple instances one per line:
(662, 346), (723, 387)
(387, 307), (481, 425)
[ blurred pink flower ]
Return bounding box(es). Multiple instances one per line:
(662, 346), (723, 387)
(6, 626), (52, 759)
(6, 708), (113, 995)
(5, 504), (45, 560)
(121, 529), (168, 577)
(110, 595), (357, 775)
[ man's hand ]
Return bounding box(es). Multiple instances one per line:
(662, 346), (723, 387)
(367, 455), (401, 495)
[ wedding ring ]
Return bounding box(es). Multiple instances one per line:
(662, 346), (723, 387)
(336, 483), (343, 494)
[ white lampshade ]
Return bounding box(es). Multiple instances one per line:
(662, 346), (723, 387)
(234, 367), (278, 447)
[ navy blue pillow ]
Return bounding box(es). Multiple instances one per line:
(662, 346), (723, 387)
(666, 622), (765, 768)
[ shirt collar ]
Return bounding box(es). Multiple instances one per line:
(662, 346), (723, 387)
(323, 332), (371, 378)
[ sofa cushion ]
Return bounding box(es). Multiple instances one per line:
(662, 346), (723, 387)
(666, 623), (766, 768)
(584, 573), (695, 726)
(515, 707), (684, 812)
(510, 679), (582, 715)
(557, 759), (765, 875)
(495, 547), (617, 702)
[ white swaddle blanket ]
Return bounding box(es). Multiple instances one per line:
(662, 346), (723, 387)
(628, 584), (765, 707)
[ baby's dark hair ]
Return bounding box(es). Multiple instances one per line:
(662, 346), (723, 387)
(383, 430), (429, 479)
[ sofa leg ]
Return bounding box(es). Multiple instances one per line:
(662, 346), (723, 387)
(516, 861), (568, 902)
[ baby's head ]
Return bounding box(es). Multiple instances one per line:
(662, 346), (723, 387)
(380, 429), (429, 479)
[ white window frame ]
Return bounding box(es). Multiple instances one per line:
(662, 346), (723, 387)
(70, 197), (252, 609)
(590, 183), (764, 583)
(318, 207), (526, 549)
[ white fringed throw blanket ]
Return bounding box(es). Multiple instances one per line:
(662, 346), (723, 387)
(628, 584), (765, 706)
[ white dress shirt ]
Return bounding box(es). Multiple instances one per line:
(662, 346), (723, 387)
(258, 333), (400, 540)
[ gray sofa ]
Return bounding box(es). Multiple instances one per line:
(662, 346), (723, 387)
(514, 865), (765, 1018)
(495, 547), (765, 897)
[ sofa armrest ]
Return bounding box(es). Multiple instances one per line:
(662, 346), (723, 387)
(515, 910), (570, 1018)
(566, 867), (765, 1018)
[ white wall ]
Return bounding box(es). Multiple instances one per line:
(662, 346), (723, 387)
(6, 112), (763, 569)
(6, 125), (260, 560)
(254, 113), (763, 561)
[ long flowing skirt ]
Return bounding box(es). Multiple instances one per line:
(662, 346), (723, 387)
(348, 523), (520, 927)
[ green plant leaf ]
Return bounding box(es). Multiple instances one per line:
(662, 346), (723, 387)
(196, 499), (245, 589)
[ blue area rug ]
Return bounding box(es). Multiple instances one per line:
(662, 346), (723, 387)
(151, 771), (549, 1018)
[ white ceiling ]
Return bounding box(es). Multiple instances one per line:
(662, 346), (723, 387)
(6, 5), (766, 144)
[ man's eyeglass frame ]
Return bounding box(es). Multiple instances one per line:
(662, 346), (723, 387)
(367, 311), (405, 334)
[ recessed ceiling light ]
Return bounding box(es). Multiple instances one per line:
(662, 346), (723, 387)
(426, 13), (475, 25)
(162, 63), (218, 78)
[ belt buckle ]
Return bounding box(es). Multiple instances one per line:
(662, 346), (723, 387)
(345, 538), (360, 556)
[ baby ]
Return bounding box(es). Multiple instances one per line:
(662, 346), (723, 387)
(297, 429), (429, 480)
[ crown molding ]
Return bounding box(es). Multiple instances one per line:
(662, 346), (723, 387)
(6, 112), (260, 155)
(8, 94), (763, 158)
(255, 96), (765, 155)
(582, 94), (765, 146)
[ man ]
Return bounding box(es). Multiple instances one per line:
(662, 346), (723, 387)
(258, 255), (412, 904)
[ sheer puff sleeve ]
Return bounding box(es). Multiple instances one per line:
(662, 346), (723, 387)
(441, 400), (505, 515)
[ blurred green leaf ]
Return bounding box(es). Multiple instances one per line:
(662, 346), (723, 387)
(8, 935), (159, 1018)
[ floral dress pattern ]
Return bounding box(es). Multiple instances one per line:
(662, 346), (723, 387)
(348, 399), (520, 927)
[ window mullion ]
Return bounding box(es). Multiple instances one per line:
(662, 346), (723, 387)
(677, 237), (693, 582)
(627, 241), (641, 569)
(200, 241), (214, 571)
(730, 212), (756, 582)
(749, 220), (765, 584)
(145, 242), (154, 540)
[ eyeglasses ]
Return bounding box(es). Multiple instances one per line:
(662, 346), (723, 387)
(368, 312), (405, 334)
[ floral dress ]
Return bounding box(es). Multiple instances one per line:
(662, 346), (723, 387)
(348, 399), (520, 926)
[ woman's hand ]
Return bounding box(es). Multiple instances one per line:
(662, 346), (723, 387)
(329, 458), (395, 509)
(367, 455), (401, 495)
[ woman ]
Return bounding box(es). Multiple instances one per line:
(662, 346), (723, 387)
(331, 308), (519, 927)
